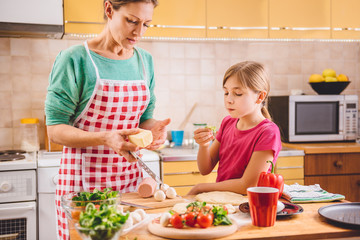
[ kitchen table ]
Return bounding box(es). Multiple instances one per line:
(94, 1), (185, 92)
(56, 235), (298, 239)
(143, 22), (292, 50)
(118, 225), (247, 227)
(69, 194), (360, 240)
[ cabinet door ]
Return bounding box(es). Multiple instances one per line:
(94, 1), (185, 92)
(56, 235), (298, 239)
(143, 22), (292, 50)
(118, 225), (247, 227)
(144, 0), (206, 38)
(64, 0), (105, 35)
(269, 0), (331, 39)
(305, 175), (360, 202)
(305, 153), (360, 176)
(332, 0), (360, 39)
(206, 0), (268, 38)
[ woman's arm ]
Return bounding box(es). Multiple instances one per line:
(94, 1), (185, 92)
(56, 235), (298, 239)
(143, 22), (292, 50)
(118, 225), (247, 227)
(47, 124), (141, 161)
(187, 150), (273, 195)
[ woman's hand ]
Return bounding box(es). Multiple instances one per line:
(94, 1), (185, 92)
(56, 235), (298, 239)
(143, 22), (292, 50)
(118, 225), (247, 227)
(104, 128), (141, 162)
(148, 118), (171, 150)
(194, 128), (214, 147)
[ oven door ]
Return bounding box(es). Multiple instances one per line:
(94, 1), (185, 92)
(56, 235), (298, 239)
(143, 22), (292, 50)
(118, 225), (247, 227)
(0, 201), (37, 240)
(289, 95), (344, 142)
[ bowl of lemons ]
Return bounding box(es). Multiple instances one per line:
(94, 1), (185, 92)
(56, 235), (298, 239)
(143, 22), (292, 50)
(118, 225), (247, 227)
(309, 69), (350, 95)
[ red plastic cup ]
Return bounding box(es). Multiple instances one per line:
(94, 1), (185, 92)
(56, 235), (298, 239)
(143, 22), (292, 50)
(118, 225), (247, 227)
(247, 187), (279, 227)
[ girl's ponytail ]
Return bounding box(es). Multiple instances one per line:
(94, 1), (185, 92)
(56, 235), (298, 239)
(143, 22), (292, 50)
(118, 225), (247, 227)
(261, 106), (272, 120)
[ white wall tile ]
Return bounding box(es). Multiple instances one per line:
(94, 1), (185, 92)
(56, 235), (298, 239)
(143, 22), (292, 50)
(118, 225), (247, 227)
(10, 38), (30, 56)
(0, 74), (12, 91)
(0, 128), (13, 149)
(0, 109), (12, 127)
(169, 42), (185, 59)
(0, 92), (12, 109)
(0, 56), (11, 74)
(10, 56), (30, 75)
(185, 43), (201, 59)
(185, 59), (200, 75)
(0, 38), (10, 56)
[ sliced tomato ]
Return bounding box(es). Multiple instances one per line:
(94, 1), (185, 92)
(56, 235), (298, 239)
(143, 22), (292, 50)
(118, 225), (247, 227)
(170, 213), (184, 229)
(184, 212), (197, 227)
(197, 212), (213, 228)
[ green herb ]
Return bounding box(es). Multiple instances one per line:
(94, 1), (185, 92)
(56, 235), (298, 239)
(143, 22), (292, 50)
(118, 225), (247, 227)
(78, 203), (129, 240)
(212, 205), (232, 226)
(72, 188), (119, 206)
(206, 126), (216, 135)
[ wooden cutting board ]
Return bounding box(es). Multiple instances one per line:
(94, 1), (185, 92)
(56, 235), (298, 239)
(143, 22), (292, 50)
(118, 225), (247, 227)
(148, 220), (237, 239)
(121, 192), (188, 210)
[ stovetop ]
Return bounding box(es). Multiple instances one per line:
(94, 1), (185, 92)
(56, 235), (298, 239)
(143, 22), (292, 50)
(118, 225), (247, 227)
(0, 150), (37, 171)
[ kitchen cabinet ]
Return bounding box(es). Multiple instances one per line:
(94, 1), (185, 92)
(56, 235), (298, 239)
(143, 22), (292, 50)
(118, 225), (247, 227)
(331, 0), (360, 39)
(275, 156), (304, 185)
(269, 0), (331, 39)
(144, 0), (206, 38)
(162, 160), (218, 196)
(64, 0), (105, 35)
(206, 0), (268, 39)
(304, 153), (360, 202)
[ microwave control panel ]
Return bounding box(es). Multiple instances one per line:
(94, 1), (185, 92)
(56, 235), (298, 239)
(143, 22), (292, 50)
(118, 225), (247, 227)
(344, 102), (358, 139)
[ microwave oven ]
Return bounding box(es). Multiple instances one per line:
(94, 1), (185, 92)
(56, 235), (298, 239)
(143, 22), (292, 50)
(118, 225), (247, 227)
(268, 95), (358, 142)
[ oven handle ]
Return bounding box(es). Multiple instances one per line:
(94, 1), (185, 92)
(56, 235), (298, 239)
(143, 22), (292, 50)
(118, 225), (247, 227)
(0, 205), (35, 214)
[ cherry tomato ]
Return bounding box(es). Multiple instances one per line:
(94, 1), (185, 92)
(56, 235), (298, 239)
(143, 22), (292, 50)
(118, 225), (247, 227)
(222, 205), (228, 214)
(197, 212), (213, 228)
(184, 212), (197, 227)
(170, 213), (184, 229)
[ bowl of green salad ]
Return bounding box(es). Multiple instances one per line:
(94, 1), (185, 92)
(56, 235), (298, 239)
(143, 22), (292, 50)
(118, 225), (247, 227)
(75, 203), (129, 240)
(61, 188), (121, 222)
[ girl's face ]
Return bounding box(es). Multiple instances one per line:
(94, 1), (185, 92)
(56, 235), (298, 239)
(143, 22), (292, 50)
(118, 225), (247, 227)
(223, 75), (262, 119)
(106, 1), (154, 49)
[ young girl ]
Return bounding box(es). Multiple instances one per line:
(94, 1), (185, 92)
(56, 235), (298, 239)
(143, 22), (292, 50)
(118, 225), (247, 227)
(187, 61), (281, 195)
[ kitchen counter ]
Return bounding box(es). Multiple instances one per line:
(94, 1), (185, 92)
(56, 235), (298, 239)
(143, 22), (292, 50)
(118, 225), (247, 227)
(69, 194), (360, 240)
(159, 146), (304, 161)
(283, 142), (360, 154)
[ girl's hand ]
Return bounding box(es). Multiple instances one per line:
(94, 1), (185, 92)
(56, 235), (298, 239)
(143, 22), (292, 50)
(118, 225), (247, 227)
(104, 128), (141, 162)
(194, 128), (215, 147)
(148, 118), (171, 150)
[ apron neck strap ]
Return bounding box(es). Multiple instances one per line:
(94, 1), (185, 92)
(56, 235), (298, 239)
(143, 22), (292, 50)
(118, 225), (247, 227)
(84, 41), (101, 79)
(84, 41), (147, 82)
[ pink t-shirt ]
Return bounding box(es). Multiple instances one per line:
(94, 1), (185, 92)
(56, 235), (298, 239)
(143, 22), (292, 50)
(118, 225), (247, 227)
(215, 115), (282, 182)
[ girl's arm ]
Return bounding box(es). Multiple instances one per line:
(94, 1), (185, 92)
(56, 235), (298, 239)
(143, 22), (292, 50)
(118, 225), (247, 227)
(187, 150), (273, 195)
(197, 139), (220, 175)
(194, 127), (219, 175)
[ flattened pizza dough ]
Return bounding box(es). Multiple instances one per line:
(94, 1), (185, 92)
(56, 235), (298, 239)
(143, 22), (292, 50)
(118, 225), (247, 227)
(195, 191), (248, 205)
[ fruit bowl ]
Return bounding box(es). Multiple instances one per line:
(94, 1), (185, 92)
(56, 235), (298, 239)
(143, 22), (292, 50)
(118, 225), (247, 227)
(309, 81), (350, 95)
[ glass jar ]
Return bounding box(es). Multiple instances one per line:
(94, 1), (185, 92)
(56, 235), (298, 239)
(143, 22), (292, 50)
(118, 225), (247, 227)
(20, 118), (40, 152)
(192, 123), (207, 149)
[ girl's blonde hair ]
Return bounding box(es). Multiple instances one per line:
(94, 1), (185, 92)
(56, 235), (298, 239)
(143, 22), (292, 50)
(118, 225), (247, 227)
(223, 61), (272, 120)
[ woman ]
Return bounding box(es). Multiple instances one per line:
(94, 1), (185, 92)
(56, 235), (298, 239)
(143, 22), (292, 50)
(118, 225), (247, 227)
(45, 0), (169, 239)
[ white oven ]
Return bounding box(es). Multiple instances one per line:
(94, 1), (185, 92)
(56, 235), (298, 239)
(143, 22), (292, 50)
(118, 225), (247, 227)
(37, 151), (61, 240)
(0, 151), (37, 240)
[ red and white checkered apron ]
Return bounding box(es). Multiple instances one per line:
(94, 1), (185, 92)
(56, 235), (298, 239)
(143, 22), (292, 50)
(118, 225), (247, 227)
(55, 41), (150, 240)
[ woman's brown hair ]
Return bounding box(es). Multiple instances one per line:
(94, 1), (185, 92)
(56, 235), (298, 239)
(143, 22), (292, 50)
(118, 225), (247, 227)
(103, 0), (158, 19)
(223, 61), (272, 120)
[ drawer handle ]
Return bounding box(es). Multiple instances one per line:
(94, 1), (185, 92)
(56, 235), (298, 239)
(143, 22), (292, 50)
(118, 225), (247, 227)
(333, 161), (343, 168)
(357, 180), (360, 186)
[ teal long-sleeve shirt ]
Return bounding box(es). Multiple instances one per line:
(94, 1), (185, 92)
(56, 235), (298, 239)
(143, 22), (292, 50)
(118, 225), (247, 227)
(45, 44), (156, 126)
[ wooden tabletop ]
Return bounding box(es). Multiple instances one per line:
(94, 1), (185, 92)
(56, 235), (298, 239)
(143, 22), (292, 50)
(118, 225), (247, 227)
(69, 194), (360, 240)
(282, 142), (360, 154)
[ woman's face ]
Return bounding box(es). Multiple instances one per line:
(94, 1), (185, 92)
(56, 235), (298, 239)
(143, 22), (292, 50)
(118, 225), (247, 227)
(106, 1), (154, 49)
(223, 75), (261, 119)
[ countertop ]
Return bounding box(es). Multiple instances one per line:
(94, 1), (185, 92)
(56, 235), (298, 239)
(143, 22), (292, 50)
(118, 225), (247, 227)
(69, 194), (360, 240)
(283, 142), (360, 154)
(159, 146), (304, 161)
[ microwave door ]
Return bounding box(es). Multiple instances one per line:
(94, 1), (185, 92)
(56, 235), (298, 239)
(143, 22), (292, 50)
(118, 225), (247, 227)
(289, 100), (344, 142)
